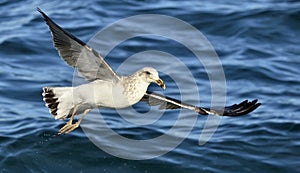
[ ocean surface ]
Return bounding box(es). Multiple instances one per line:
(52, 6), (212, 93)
(0, 0), (299, 172)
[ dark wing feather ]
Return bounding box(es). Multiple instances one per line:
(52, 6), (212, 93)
(37, 8), (119, 82)
(142, 91), (261, 116)
(204, 99), (261, 116)
(142, 91), (209, 115)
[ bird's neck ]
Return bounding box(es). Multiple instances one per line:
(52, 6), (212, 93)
(122, 75), (149, 102)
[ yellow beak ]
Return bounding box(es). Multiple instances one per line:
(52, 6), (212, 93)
(155, 78), (166, 90)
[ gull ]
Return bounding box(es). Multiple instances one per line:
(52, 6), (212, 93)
(38, 8), (261, 135)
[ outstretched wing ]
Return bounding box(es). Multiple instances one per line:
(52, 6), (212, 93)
(37, 8), (120, 82)
(142, 91), (261, 116)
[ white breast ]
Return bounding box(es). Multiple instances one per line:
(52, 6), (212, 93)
(73, 78), (149, 109)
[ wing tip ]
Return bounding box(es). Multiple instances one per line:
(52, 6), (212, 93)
(227, 99), (261, 116)
(37, 7), (42, 13)
(37, 7), (48, 21)
(37, 6), (87, 49)
(204, 99), (261, 117)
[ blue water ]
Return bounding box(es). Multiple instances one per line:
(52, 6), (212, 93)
(0, 0), (300, 172)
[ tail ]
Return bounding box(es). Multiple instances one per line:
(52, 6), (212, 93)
(42, 87), (73, 120)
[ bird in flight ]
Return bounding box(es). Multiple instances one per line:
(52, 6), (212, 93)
(38, 8), (261, 135)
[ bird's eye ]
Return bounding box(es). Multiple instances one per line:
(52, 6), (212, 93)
(145, 71), (151, 75)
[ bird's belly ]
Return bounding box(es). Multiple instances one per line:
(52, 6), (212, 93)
(95, 87), (142, 108)
(74, 81), (143, 109)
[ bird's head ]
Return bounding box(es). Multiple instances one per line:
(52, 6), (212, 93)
(137, 67), (165, 90)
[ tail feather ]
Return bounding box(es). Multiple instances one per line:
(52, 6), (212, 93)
(42, 87), (74, 120)
(42, 87), (59, 117)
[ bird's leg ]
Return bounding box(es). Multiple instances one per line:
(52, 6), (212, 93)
(58, 105), (79, 135)
(64, 109), (91, 134)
